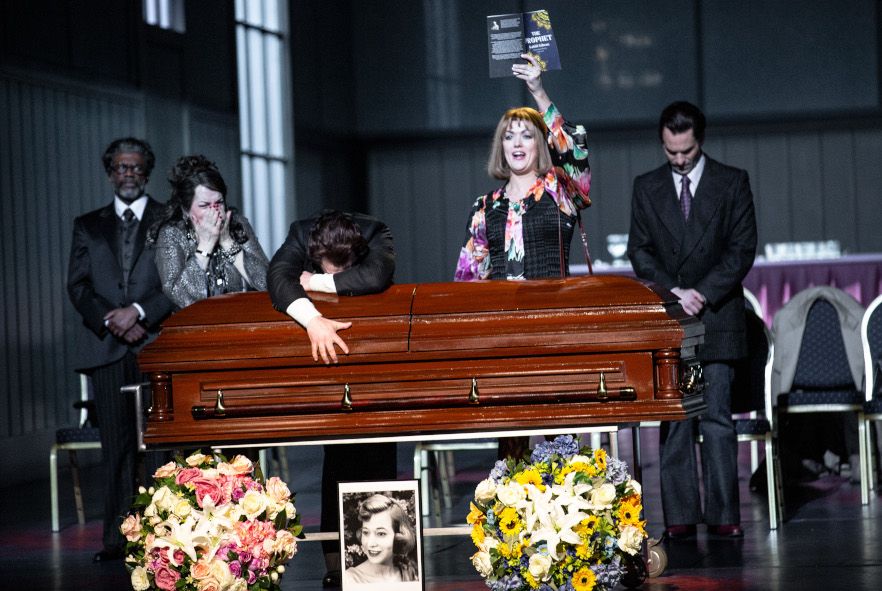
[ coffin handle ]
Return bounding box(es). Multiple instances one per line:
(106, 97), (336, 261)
(341, 384), (353, 411)
(596, 372), (609, 400)
(468, 378), (480, 405)
(214, 390), (226, 417)
(680, 364), (704, 395)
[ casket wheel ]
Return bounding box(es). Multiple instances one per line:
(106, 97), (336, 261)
(646, 537), (667, 578)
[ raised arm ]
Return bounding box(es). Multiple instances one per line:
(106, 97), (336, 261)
(514, 53), (591, 211)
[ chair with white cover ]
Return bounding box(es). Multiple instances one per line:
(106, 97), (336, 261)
(772, 287), (867, 504)
(859, 293), (882, 498)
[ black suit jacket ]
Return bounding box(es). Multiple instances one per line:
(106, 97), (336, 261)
(627, 157), (757, 361)
(67, 197), (175, 372)
(267, 212), (395, 312)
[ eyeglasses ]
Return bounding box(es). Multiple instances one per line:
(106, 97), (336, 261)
(109, 163), (147, 175)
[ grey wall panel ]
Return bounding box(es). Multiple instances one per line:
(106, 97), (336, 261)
(441, 142), (484, 280)
(787, 133), (825, 241)
(370, 151), (417, 283)
(820, 132), (859, 253)
(753, 136), (790, 251)
(853, 130), (882, 256)
(0, 69), (144, 479)
(189, 108), (242, 211)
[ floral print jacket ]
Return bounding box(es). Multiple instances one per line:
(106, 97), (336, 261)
(454, 103), (591, 281)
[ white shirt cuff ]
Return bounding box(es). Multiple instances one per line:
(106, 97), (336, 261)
(132, 302), (146, 320)
(307, 273), (338, 294)
(286, 297), (322, 328)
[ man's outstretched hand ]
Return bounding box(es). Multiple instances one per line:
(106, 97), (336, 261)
(305, 316), (352, 364)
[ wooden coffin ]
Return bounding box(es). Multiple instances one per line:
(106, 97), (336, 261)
(139, 275), (705, 447)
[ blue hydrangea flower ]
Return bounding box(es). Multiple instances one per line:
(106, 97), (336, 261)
(592, 556), (625, 589)
(488, 573), (525, 591)
(489, 459), (510, 483)
(530, 434), (580, 463)
(605, 457), (630, 485)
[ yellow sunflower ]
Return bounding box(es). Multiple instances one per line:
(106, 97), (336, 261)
(471, 523), (485, 546)
(497, 506), (523, 537)
(554, 464), (574, 484)
(510, 541), (523, 558)
(572, 566), (596, 591)
(581, 514), (599, 533)
(617, 499), (643, 527)
(593, 448), (607, 471)
(466, 502), (484, 525)
(575, 541), (593, 559)
(514, 467), (546, 491)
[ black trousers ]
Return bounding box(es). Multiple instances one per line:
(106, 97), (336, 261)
(89, 351), (141, 552)
(320, 442), (397, 555)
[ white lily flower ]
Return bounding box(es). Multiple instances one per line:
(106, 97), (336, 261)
(523, 484), (553, 533)
(152, 516), (207, 563)
(529, 502), (588, 560)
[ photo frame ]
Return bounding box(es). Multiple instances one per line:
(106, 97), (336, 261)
(338, 479), (424, 590)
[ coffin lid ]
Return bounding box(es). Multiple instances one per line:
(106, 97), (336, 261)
(140, 276), (696, 371)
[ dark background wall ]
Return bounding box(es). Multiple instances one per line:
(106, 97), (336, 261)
(295, 0), (882, 283)
(2, 0), (882, 485)
(1, 0), (239, 483)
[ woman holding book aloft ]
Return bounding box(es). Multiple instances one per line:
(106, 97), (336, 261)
(454, 53), (593, 458)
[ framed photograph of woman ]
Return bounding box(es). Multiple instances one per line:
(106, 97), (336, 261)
(338, 480), (424, 590)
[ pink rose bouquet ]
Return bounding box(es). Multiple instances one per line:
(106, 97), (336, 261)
(121, 451), (302, 591)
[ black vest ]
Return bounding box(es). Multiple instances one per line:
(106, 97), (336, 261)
(482, 192), (576, 280)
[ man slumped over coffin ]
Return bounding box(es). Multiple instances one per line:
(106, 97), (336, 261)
(267, 209), (398, 588)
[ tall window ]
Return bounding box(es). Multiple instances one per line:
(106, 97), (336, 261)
(235, 0), (294, 252)
(143, 0), (186, 33)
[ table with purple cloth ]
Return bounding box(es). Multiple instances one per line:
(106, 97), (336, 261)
(576, 253), (882, 326)
(741, 254), (882, 326)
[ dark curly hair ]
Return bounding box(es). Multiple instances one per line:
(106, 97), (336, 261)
(355, 494), (416, 556)
(102, 137), (155, 176)
(307, 210), (369, 271)
(147, 155), (247, 244)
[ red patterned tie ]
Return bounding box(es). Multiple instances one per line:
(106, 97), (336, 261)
(680, 176), (692, 221)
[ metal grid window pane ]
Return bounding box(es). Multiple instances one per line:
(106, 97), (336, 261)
(143, 0), (185, 33)
(236, 0), (292, 251)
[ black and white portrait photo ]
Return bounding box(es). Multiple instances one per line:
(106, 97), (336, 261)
(338, 480), (423, 590)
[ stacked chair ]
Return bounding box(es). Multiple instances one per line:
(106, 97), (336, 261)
(730, 305), (780, 528)
(860, 294), (882, 498)
(771, 287), (868, 504)
(50, 375), (101, 532)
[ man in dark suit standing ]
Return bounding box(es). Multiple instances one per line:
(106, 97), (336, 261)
(268, 210), (396, 588)
(627, 102), (757, 539)
(67, 138), (175, 561)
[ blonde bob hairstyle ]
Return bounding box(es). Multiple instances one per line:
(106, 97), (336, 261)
(487, 107), (552, 180)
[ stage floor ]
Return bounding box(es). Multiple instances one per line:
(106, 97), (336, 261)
(3, 430), (880, 590)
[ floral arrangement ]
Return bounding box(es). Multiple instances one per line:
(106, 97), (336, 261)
(120, 452), (302, 591)
(467, 435), (646, 591)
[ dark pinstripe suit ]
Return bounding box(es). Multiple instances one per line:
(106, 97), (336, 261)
(67, 197), (174, 551)
(628, 156), (757, 527)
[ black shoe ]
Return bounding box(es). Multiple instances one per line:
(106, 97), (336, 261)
(707, 524), (744, 538)
(93, 547), (124, 563)
(663, 524), (697, 540)
(322, 569), (342, 588)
